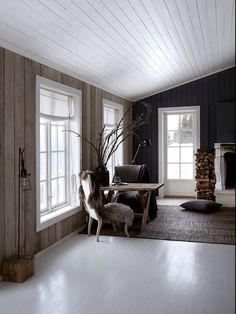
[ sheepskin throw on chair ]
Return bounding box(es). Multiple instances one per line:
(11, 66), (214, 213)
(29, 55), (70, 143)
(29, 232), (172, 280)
(79, 171), (134, 241)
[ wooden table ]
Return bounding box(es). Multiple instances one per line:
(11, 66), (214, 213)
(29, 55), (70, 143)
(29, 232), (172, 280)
(100, 183), (164, 231)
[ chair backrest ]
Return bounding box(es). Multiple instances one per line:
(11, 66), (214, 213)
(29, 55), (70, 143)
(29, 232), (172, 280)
(114, 165), (142, 183)
(113, 165), (156, 219)
(79, 171), (103, 220)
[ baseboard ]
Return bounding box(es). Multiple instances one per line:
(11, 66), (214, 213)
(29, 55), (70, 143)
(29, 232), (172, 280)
(158, 195), (195, 199)
(36, 224), (86, 258)
(215, 189), (235, 207)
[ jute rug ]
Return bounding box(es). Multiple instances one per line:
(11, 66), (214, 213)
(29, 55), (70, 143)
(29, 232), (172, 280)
(136, 205), (235, 245)
(80, 206), (235, 245)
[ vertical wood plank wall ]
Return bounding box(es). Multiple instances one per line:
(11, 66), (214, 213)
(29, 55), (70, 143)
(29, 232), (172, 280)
(0, 48), (4, 267)
(133, 67), (235, 182)
(0, 48), (132, 273)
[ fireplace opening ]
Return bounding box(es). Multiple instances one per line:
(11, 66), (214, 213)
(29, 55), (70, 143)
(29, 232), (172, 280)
(224, 152), (236, 188)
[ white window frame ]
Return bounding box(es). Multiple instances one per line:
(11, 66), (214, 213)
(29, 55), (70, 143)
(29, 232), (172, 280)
(158, 106), (200, 198)
(36, 76), (82, 231)
(39, 119), (69, 214)
(102, 99), (124, 181)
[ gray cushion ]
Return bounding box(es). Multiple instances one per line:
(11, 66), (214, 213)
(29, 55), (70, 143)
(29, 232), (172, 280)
(180, 200), (222, 211)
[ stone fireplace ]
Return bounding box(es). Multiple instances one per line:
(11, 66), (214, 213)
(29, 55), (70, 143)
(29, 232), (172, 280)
(214, 143), (236, 207)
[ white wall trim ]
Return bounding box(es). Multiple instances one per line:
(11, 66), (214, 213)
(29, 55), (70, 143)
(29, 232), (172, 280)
(158, 106), (200, 197)
(37, 206), (82, 232)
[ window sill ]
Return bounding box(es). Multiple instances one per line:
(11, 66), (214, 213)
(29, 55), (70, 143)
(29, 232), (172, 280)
(37, 204), (81, 232)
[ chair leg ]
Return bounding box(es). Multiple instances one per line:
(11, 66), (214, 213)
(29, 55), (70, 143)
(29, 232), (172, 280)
(88, 216), (93, 236)
(96, 219), (103, 242)
(124, 223), (130, 238)
(112, 223), (117, 231)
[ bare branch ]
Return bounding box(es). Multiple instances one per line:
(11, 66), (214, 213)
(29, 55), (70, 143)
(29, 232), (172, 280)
(66, 101), (152, 168)
(63, 129), (99, 155)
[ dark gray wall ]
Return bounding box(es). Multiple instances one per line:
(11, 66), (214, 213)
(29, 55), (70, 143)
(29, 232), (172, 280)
(133, 67), (235, 182)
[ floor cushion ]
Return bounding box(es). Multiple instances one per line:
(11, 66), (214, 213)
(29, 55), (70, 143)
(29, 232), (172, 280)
(180, 199), (222, 211)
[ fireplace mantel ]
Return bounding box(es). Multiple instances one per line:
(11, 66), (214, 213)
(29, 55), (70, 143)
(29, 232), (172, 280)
(214, 143), (235, 190)
(214, 143), (235, 207)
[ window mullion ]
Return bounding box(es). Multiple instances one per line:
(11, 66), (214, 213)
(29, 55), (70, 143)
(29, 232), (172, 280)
(56, 124), (59, 206)
(47, 121), (51, 211)
(165, 114), (168, 180)
(66, 121), (70, 205)
(179, 146), (181, 179)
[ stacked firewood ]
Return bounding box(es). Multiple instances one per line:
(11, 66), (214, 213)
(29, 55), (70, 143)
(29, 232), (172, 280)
(195, 149), (216, 200)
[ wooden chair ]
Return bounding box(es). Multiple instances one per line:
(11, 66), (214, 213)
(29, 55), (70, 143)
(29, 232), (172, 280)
(79, 171), (134, 242)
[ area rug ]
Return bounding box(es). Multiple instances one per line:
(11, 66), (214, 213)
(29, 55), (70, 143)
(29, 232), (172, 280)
(137, 205), (235, 245)
(81, 205), (235, 245)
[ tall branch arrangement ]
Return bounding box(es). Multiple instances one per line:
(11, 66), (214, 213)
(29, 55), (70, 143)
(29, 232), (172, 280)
(68, 101), (152, 168)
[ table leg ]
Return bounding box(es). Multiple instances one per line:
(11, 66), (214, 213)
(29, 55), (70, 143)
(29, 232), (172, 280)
(138, 191), (152, 231)
(101, 190), (115, 204)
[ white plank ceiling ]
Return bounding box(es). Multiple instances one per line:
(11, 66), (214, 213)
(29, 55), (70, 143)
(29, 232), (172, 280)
(0, 0), (235, 100)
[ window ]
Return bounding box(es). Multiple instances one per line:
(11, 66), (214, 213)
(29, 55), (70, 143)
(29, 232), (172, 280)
(103, 100), (124, 181)
(158, 106), (200, 197)
(166, 113), (194, 179)
(40, 118), (68, 214)
(36, 76), (81, 231)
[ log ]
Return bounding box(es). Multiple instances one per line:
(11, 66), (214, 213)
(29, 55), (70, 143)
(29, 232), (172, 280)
(195, 149), (216, 200)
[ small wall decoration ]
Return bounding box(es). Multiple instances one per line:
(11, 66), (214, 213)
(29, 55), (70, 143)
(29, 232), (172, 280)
(19, 148), (32, 191)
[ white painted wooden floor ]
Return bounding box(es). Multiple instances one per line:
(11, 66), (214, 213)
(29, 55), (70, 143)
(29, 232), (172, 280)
(0, 234), (235, 314)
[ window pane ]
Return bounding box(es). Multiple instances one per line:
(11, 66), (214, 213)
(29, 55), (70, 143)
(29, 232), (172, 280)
(58, 152), (65, 177)
(168, 147), (180, 162)
(114, 144), (123, 166)
(58, 125), (65, 150)
(40, 182), (47, 211)
(104, 103), (123, 183)
(51, 179), (57, 207)
(167, 164), (179, 179)
(40, 124), (47, 151)
(181, 164), (193, 179)
(167, 131), (180, 146)
(40, 153), (47, 181)
(51, 125), (57, 151)
(181, 131), (193, 145)
(58, 178), (66, 203)
(180, 114), (192, 130)
(51, 152), (58, 178)
(181, 147), (193, 163)
(104, 107), (115, 125)
(104, 126), (112, 139)
(167, 114), (179, 131)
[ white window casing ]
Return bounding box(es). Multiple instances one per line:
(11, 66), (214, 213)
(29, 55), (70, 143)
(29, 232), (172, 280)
(36, 76), (82, 231)
(102, 99), (124, 181)
(158, 106), (200, 197)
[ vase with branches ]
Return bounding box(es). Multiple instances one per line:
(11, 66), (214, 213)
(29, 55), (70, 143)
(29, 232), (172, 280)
(67, 101), (152, 185)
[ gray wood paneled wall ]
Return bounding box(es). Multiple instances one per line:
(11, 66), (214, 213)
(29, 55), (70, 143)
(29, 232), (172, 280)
(0, 48), (132, 274)
(133, 67), (235, 182)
